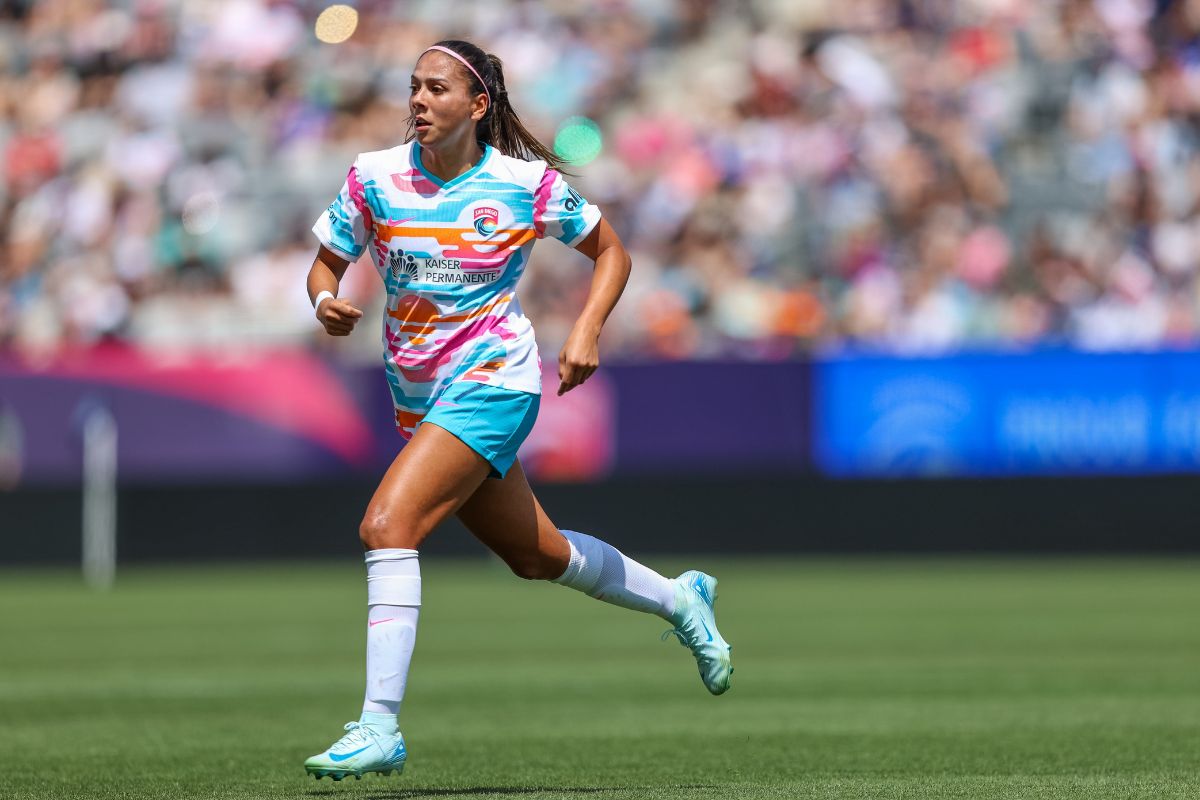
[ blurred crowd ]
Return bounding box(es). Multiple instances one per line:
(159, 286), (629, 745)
(4, 0), (1200, 361)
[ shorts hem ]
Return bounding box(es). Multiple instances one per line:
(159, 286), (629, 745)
(413, 382), (539, 480)
(418, 419), (509, 478)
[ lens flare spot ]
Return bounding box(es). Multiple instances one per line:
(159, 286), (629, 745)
(554, 116), (603, 166)
(315, 4), (358, 44)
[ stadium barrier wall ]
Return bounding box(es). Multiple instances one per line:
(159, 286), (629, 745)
(5, 473), (1199, 563)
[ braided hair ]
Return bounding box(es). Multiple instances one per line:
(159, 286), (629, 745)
(406, 39), (570, 173)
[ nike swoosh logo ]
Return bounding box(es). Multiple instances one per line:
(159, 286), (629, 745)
(692, 575), (713, 606)
(369, 618), (395, 627)
(699, 619), (714, 643)
(434, 400), (460, 408)
(329, 745), (371, 762)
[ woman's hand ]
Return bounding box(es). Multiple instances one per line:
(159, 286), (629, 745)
(317, 297), (364, 336)
(560, 219), (630, 395)
(557, 324), (600, 396)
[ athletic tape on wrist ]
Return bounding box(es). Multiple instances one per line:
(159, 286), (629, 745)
(313, 289), (335, 311)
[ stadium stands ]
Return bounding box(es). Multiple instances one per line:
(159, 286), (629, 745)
(2, 0), (1199, 359)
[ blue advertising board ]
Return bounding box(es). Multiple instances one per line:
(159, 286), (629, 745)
(813, 348), (1200, 477)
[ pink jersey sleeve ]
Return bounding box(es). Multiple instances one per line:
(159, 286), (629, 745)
(532, 167), (601, 247)
(312, 159), (372, 260)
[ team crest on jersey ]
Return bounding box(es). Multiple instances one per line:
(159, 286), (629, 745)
(389, 248), (418, 281)
(473, 206), (499, 237)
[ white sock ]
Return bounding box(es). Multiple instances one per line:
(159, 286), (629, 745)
(551, 529), (677, 620)
(361, 548), (420, 721)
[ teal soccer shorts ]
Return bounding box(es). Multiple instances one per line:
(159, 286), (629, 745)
(420, 380), (540, 479)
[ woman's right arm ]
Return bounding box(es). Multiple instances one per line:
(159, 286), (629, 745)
(307, 245), (364, 337)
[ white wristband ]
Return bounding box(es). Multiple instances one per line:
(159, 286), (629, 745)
(313, 290), (335, 316)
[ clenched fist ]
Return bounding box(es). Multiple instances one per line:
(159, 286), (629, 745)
(317, 296), (364, 336)
(557, 324), (600, 396)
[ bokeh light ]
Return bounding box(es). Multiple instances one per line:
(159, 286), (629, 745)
(314, 4), (358, 44)
(553, 116), (603, 166)
(181, 192), (221, 236)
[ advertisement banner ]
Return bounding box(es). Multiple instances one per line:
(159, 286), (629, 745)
(814, 348), (1200, 477)
(2, 349), (803, 486)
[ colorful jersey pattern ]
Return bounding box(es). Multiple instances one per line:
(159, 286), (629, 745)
(312, 142), (600, 439)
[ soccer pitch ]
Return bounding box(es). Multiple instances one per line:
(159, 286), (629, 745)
(2, 558), (1197, 800)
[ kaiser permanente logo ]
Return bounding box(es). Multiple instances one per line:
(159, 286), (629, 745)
(388, 246), (499, 285)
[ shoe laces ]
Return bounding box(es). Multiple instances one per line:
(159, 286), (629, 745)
(667, 623), (710, 671)
(333, 721), (382, 753)
(661, 618), (716, 671)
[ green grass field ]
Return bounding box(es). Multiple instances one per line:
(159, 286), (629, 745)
(2, 558), (1198, 799)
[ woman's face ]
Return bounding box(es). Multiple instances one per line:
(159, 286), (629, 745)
(409, 51), (487, 149)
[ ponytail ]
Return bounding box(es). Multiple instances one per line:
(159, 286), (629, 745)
(408, 40), (573, 174)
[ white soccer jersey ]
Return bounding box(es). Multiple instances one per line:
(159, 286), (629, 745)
(312, 141), (600, 438)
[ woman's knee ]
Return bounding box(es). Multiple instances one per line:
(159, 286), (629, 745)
(360, 508), (423, 551)
(506, 551), (564, 581)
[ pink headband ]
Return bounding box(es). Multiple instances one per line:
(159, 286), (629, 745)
(421, 45), (490, 109)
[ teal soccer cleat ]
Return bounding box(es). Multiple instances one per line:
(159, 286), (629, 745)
(304, 721), (407, 781)
(663, 570), (733, 695)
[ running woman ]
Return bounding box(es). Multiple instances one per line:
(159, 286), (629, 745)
(302, 40), (733, 782)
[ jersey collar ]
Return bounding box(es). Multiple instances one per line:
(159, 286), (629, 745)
(413, 141), (492, 190)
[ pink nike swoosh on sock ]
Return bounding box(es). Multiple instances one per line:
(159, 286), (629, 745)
(369, 618), (395, 627)
(434, 400), (460, 407)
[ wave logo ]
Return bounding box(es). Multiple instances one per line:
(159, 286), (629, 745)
(861, 378), (973, 476)
(473, 205), (499, 237)
(818, 374), (975, 477)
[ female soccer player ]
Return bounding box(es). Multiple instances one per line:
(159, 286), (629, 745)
(302, 40), (732, 781)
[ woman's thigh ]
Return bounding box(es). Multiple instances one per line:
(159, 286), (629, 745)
(455, 459), (570, 578)
(360, 421), (493, 551)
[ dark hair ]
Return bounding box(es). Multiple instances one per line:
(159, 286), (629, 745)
(406, 39), (571, 173)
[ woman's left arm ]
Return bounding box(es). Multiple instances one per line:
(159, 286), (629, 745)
(557, 218), (631, 396)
